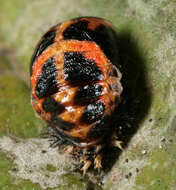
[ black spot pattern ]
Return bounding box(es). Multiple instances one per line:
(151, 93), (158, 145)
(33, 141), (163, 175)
(64, 52), (102, 84)
(63, 20), (90, 41)
(94, 25), (119, 67)
(42, 97), (65, 113)
(49, 126), (82, 146)
(74, 84), (102, 104)
(63, 20), (119, 67)
(81, 101), (105, 124)
(87, 116), (109, 138)
(36, 57), (58, 98)
(51, 114), (74, 131)
(30, 29), (57, 76)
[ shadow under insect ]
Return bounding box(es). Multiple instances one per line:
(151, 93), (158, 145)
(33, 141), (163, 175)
(102, 30), (152, 173)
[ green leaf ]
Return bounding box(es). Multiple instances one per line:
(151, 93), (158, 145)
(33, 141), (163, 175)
(0, 0), (176, 189)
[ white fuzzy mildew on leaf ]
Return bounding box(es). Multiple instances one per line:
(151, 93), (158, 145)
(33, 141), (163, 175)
(126, 0), (174, 23)
(103, 156), (148, 190)
(0, 136), (72, 189)
(126, 0), (157, 22)
(103, 112), (175, 190)
(155, 34), (176, 78)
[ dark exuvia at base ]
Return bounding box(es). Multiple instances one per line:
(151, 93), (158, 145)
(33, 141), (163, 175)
(45, 126), (82, 147)
(87, 116), (109, 138)
(51, 114), (75, 131)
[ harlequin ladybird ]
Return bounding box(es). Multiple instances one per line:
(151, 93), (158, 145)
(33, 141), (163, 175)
(30, 16), (123, 174)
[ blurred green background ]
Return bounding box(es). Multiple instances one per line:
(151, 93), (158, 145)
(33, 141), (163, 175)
(0, 0), (176, 189)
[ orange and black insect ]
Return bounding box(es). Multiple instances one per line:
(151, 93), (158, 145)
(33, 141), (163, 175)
(30, 16), (123, 174)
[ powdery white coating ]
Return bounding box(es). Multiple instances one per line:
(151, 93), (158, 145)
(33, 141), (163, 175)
(0, 136), (72, 189)
(102, 112), (173, 190)
(155, 34), (176, 79)
(126, 0), (175, 23)
(103, 157), (148, 190)
(103, 103), (176, 190)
